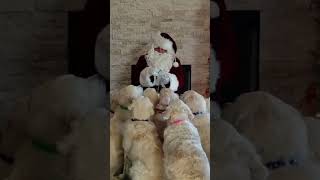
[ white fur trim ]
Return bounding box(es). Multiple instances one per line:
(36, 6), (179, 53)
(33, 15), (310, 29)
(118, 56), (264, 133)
(211, 1), (220, 18)
(139, 67), (160, 87)
(173, 61), (179, 67)
(152, 31), (175, 55)
(168, 73), (179, 92)
(145, 47), (174, 73)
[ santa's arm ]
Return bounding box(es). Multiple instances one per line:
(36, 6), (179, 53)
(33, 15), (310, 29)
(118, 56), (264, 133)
(169, 58), (185, 90)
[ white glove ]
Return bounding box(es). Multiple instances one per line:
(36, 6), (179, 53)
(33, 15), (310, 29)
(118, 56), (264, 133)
(157, 71), (179, 92)
(139, 67), (160, 87)
(158, 70), (170, 86)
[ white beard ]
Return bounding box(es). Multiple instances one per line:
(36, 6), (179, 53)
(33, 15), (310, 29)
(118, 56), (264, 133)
(145, 48), (174, 73)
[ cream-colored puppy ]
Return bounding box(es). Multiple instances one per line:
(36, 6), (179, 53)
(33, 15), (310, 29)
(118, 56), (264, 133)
(153, 88), (179, 142)
(180, 90), (210, 160)
(122, 96), (163, 180)
(110, 85), (143, 178)
(143, 88), (159, 107)
(162, 99), (210, 180)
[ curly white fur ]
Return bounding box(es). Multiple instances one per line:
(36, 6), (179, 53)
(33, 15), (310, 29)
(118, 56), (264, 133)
(153, 88), (179, 142)
(223, 91), (320, 180)
(122, 96), (163, 180)
(143, 88), (159, 106)
(213, 119), (268, 180)
(57, 108), (107, 180)
(162, 99), (210, 180)
(109, 85), (144, 178)
(223, 91), (309, 164)
(180, 90), (210, 160)
(128, 96), (154, 121)
(2, 74), (106, 180)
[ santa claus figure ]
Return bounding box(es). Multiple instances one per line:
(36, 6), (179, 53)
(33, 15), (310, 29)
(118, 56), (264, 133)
(132, 32), (185, 93)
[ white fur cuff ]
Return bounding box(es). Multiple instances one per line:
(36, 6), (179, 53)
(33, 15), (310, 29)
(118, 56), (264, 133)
(139, 67), (159, 87)
(168, 73), (179, 92)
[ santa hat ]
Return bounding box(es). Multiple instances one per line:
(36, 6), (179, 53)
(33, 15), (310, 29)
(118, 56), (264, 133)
(152, 31), (179, 67)
(211, 1), (220, 18)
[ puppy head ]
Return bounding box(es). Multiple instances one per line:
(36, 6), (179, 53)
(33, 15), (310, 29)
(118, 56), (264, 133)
(143, 88), (159, 106)
(128, 96), (155, 120)
(162, 99), (194, 123)
(180, 90), (207, 114)
(156, 88), (179, 111)
(118, 85), (143, 107)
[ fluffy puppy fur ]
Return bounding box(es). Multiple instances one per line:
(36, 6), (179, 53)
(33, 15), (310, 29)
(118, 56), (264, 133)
(223, 91), (320, 180)
(122, 96), (163, 180)
(213, 119), (268, 180)
(153, 88), (179, 142)
(109, 85), (144, 178)
(28, 74), (106, 145)
(143, 88), (159, 107)
(115, 85), (144, 109)
(57, 108), (107, 180)
(180, 90), (210, 160)
(5, 140), (69, 180)
(162, 99), (210, 180)
(1, 74), (106, 180)
(223, 91), (309, 165)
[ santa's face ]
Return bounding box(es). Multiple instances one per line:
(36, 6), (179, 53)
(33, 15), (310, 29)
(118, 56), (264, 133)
(154, 47), (167, 54)
(145, 45), (175, 72)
